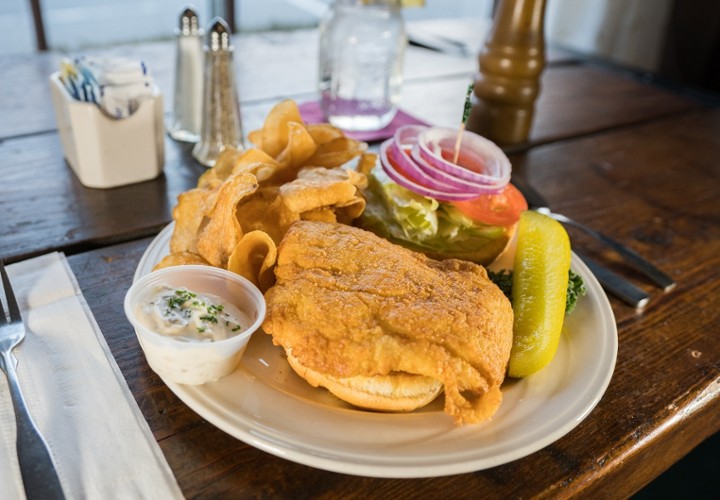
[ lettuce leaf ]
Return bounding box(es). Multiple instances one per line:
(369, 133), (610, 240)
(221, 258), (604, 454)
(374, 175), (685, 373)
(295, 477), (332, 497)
(362, 168), (509, 260)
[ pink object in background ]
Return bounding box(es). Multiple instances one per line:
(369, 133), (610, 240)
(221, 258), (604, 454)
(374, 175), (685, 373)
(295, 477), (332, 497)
(298, 101), (429, 142)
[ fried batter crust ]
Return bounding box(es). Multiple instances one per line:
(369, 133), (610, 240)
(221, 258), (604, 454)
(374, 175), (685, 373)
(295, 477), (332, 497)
(263, 221), (514, 424)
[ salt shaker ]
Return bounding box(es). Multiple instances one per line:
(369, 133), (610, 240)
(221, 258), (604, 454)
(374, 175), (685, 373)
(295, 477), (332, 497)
(192, 17), (244, 167)
(318, 0), (406, 132)
(167, 6), (204, 143)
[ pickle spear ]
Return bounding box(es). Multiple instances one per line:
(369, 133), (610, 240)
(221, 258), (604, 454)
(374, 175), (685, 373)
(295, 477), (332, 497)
(509, 210), (571, 378)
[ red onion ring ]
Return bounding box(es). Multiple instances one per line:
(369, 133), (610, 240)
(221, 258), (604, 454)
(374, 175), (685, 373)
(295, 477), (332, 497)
(388, 125), (499, 194)
(415, 127), (511, 188)
(378, 125), (512, 201)
(408, 146), (503, 194)
(378, 139), (480, 201)
(387, 140), (470, 193)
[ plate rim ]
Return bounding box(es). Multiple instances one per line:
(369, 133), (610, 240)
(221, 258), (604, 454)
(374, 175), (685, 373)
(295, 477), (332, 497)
(133, 222), (618, 478)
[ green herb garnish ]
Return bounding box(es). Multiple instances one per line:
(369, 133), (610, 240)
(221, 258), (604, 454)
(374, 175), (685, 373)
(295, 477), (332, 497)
(488, 269), (586, 315)
(162, 288), (243, 335)
(461, 83), (473, 123)
(564, 269), (586, 314)
(453, 82), (475, 164)
(166, 289), (198, 309)
(486, 269), (513, 301)
(207, 304), (224, 315)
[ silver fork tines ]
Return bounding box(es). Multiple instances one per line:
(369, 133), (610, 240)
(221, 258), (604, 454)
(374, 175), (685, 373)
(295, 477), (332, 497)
(0, 260), (66, 500)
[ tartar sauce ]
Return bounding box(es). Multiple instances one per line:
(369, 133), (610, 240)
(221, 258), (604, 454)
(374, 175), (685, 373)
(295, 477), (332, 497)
(138, 286), (246, 342)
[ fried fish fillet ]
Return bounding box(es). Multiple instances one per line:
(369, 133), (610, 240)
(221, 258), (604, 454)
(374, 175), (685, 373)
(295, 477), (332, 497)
(262, 221), (514, 425)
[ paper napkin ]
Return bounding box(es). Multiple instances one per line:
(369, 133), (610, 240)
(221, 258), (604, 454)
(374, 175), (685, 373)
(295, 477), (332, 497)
(0, 253), (182, 500)
(298, 100), (429, 142)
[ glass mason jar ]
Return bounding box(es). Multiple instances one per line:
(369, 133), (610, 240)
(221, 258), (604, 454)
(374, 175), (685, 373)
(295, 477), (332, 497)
(318, 0), (407, 131)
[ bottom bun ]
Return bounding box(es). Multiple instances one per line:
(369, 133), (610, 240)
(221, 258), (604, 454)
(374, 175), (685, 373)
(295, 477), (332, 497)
(286, 350), (443, 412)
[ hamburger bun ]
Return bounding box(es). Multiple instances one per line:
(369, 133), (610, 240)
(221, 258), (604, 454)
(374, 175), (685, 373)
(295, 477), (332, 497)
(286, 350), (443, 412)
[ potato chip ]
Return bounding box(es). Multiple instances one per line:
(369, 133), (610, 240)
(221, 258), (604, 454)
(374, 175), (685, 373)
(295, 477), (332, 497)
(280, 167), (366, 214)
(354, 152), (378, 176)
(235, 186), (300, 244)
(235, 148), (276, 165)
(153, 252), (210, 271)
(165, 99), (375, 292)
(231, 148), (279, 178)
(248, 99), (304, 158)
(306, 123), (345, 145)
(197, 147), (246, 190)
(345, 168), (369, 190)
(197, 172), (259, 268)
(199, 148), (281, 190)
(300, 207), (337, 223)
(227, 230), (278, 292)
(301, 137), (367, 168)
(276, 122), (317, 167)
(334, 197), (367, 224)
(170, 188), (218, 254)
(239, 162), (277, 183)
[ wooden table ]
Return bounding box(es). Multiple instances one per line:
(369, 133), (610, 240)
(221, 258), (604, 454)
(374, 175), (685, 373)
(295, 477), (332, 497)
(1, 21), (719, 498)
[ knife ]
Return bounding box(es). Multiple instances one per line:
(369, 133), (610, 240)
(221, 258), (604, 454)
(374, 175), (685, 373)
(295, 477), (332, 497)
(512, 176), (676, 292)
(574, 251), (650, 309)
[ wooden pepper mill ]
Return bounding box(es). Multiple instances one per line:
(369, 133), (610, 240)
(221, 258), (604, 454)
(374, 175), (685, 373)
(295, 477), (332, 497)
(465, 0), (547, 146)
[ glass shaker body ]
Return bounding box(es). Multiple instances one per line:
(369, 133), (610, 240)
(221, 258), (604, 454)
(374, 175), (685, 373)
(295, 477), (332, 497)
(192, 18), (244, 167)
(168, 7), (204, 143)
(318, 0), (406, 131)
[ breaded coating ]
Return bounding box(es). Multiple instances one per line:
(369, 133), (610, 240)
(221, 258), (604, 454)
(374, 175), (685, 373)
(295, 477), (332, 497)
(263, 221), (514, 425)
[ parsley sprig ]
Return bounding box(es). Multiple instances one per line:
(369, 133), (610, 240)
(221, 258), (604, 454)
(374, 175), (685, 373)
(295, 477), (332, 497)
(166, 288), (197, 309)
(487, 269), (586, 315)
(162, 288), (245, 335)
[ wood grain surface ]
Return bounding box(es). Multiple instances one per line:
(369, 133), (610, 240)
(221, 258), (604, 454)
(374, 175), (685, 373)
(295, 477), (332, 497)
(0, 61), (706, 264)
(2, 21), (719, 498)
(0, 28), (576, 140)
(65, 108), (719, 498)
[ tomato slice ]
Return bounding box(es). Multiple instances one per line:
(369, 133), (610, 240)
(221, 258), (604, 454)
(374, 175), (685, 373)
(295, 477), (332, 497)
(451, 184), (528, 227)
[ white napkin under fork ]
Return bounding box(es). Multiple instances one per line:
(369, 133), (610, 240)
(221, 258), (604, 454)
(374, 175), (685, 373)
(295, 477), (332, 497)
(0, 253), (182, 499)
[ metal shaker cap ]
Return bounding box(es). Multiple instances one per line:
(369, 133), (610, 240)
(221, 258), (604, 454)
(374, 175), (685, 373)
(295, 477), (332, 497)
(206, 17), (233, 52)
(177, 6), (201, 36)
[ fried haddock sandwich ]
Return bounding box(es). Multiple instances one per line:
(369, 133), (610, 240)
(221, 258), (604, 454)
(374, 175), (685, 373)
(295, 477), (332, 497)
(262, 221), (514, 425)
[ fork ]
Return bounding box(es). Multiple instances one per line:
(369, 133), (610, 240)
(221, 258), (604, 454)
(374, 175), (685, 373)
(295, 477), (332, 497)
(537, 209), (677, 292)
(512, 176), (677, 292)
(0, 260), (66, 500)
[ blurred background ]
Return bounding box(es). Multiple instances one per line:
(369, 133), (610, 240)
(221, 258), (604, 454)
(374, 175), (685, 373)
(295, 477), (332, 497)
(4, 0), (493, 53)
(3, 0), (719, 95)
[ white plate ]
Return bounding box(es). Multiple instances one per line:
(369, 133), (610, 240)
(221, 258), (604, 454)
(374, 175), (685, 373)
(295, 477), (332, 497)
(134, 223), (617, 478)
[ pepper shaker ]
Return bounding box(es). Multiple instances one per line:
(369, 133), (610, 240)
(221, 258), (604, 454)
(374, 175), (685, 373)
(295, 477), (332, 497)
(167, 6), (204, 142)
(192, 17), (244, 167)
(465, 0), (547, 146)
